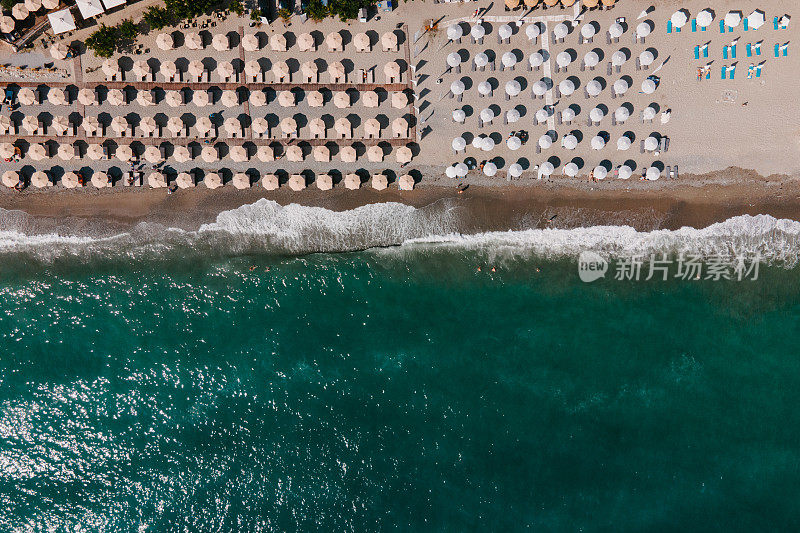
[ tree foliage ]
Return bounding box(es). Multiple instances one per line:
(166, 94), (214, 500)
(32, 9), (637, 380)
(118, 19), (138, 40)
(329, 0), (373, 22)
(85, 24), (119, 58)
(164, 0), (221, 20)
(143, 6), (174, 30)
(228, 0), (243, 15)
(306, 0), (328, 21)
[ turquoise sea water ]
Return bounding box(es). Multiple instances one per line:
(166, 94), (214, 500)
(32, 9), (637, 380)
(1, 202), (799, 531)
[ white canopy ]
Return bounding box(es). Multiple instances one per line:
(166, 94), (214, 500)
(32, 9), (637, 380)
(591, 135), (606, 150)
(470, 24), (485, 40)
(646, 167), (660, 180)
(556, 51), (572, 68)
(748, 10), (765, 30)
(636, 21), (651, 37)
(641, 79), (656, 94)
(553, 22), (568, 39)
(611, 51), (626, 66)
(481, 136), (495, 151)
(450, 80), (465, 95)
(618, 165), (633, 179)
(639, 50), (654, 66)
(644, 136), (659, 151)
(643, 106), (657, 120)
(447, 24), (463, 40)
(498, 24), (513, 40)
(614, 106), (630, 122)
(101, 0), (125, 8)
(529, 52), (544, 68)
(447, 52), (462, 68)
(617, 135), (632, 150)
(593, 166), (608, 180)
(507, 136), (522, 150)
(506, 108), (520, 123)
(483, 161), (497, 176)
(535, 108), (549, 123)
(474, 52), (489, 68)
(725, 11), (742, 28)
(505, 80), (521, 96)
(48, 9), (76, 34)
(561, 108), (575, 122)
(587, 80), (602, 96)
(533, 80), (547, 96)
(538, 134), (552, 149)
(608, 23), (623, 38)
(539, 162), (554, 177)
(478, 81), (491, 96)
(508, 163), (523, 178)
(455, 163), (468, 177)
(559, 79), (575, 96)
(580, 23), (596, 39)
(479, 108), (494, 123)
(501, 52), (517, 67)
(697, 10), (714, 28)
(452, 137), (466, 151)
(584, 51), (599, 67)
(589, 107), (605, 122)
(76, 0), (104, 18)
(453, 109), (466, 122)
(613, 79), (629, 95)
(671, 10), (688, 28)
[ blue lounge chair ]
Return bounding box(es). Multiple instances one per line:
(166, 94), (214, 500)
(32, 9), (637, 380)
(703, 45), (709, 58)
(719, 20), (725, 33)
(755, 42), (761, 55)
(774, 16), (779, 30)
(667, 21), (672, 33)
(731, 44), (736, 58)
(744, 19), (748, 31)
(692, 19), (697, 32)
(706, 68), (710, 79)
(676, 25), (681, 33)
(755, 65), (762, 78)
(746, 43), (752, 57)
(774, 43), (780, 57)
(783, 44), (788, 57)
(729, 65), (735, 79)
(721, 65), (727, 79)
(723, 46), (728, 59)
(694, 45), (699, 59)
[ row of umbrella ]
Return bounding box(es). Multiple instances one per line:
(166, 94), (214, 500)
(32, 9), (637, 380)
(2, 169), (416, 190)
(452, 158), (660, 179)
(670, 9), (764, 30)
(1, 140), (414, 164)
(452, 130), (663, 153)
(446, 46), (652, 71)
(449, 73), (656, 98)
(0, 0), (58, 31)
(453, 102), (661, 125)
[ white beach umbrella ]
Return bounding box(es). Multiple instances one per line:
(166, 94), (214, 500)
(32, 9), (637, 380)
(230, 146), (248, 162)
(148, 171), (167, 188)
(481, 136), (495, 152)
(285, 145), (303, 162)
(483, 161), (497, 176)
(249, 90), (267, 107)
(446, 52), (462, 68)
(562, 134), (578, 150)
(50, 42), (69, 60)
(474, 52), (489, 68)
(617, 135), (632, 150)
(105, 88), (124, 106)
(12, 4), (28, 20)
(611, 51), (626, 66)
(173, 145), (191, 162)
(553, 22), (568, 39)
(643, 106), (657, 120)
(2, 170), (19, 187)
(529, 52), (544, 68)
(671, 10), (688, 29)
(470, 24), (485, 40)
(447, 24), (463, 41)
(636, 21), (651, 37)
(57, 143), (74, 160)
(115, 145), (133, 162)
(614, 106), (630, 122)
(160, 60), (178, 80)
(81, 116), (100, 135)
(62, 172), (79, 189)
(587, 79), (603, 97)
(498, 24), (513, 40)
(326, 31), (343, 51)
(192, 90), (210, 107)
(318, 174), (335, 190)
(590, 107), (605, 123)
(185, 32), (203, 49)
(538, 134), (552, 149)
(697, 10), (713, 28)
(217, 61), (235, 80)
(31, 171), (49, 188)
(201, 146), (218, 162)
(455, 163), (468, 177)
(506, 108), (520, 123)
(242, 34), (260, 51)
(646, 166), (660, 181)
(501, 51), (517, 68)
(608, 23), (623, 38)
(48, 87), (68, 105)
(0, 15), (14, 33)
(748, 10), (765, 30)
(580, 23), (596, 40)
(220, 90), (239, 107)
(91, 171), (109, 188)
(313, 145), (330, 162)
(244, 60), (262, 79)
(51, 115), (70, 134)
(471, 136), (484, 149)
(556, 51), (572, 68)
(166, 117), (184, 135)
(593, 166), (608, 180)
(539, 162), (554, 177)
(233, 172), (250, 189)
(725, 11), (741, 29)
(176, 172), (194, 188)
(0, 142), (14, 159)
(187, 59), (204, 79)
(533, 80), (547, 96)
(366, 145), (383, 162)
(507, 136), (522, 151)
(344, 173), (361, 190)
(132, 59), (150, 79)
(613, 79), (629, 95)
(644, 136), (659, 151)
(156, 32), (173, 50)
(256, 145), (274, 162)
(450, 80), (465, 95)
(212, 33), (229, 51)
(584, 51), (599, 69)
(452, 136), (466, 151)
(639, 50), (654, 67)
(262, 174), (279, 191)
(564, 162), (579, 177)
(136, 90), (155, 107)
(445, 166), (457, 179)
(278, 90), (295, 107)
(641, 79), (656, 94)
(28, 143), (46, 160)
(78, 88), (96, 106)
(453, 109), (466, 123)
(297, 32), (314, 51)
(223, 117), (241, 136)
(508, 163), (523, 178)
(559, 79), (575, 96)
(479, 108), (495, 123)
(21, 115), (38, 133)
(164, 90), (182, 108)
(139, 117), (157, 135)
(591, 135), (606, 150)
(505, 80), (521, 97)
(340, 146), (357, 163)
(618, 165), (633, 180)
(478, 81), (492, 96)
(535, 108), (549, 124)
(526, 24), (540, 40)
(205, 172), (223, 189)
(102, 58), (120, 77)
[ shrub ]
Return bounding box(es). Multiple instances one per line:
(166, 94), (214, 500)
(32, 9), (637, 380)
(143, 6), (173, 30)
(250, 8), (261, 21)
(229, 0), (244, 15)
(118, 19), (138, 40)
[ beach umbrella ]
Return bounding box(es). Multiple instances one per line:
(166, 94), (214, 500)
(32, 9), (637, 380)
(201, 146), (218, 162)
(450, 80), (465, 96)
(507, 136), (522, 151)
(399, 174), (415, 191)
(447, 24), (463, 41)
(613, 78), (629, 95)
(233, 172), (250, 189)
(148, 171), (167, 188)
(317, 174), (334, 190)
(242, 34), (259, 51)
(697, 10), (714, 28)
(453, 109), (467, 123)
(78, 88), (96, 106)
(25, 0), (41, 12)
(288, 175), (305, 191)
(470, 23), (485, 40)
(445, 166), (457, 178)
(143, 146), (162, 163)
(156, 32), (173, 50)
(104, 88), (124, 106)
(257, 145), (274, 162)
(336, 117), (353, 137)
(136, 90), (155, 107)
(309, 118), (326, 137)
(313, 145), (330, 162)
(173, 145), (191, 162)
(115, 145), (133, 161)
(724, 11), (741, 28)
(212, 33), (229, 51)
(91, 171), (108, 188)
(498, 24), (513, 40)
(529, 52), (544, 68)
(617, 135), (632, 150)
(220, 89), (239, 107)
(593, 166), (608, 180)
(277, 90), (295, 108)
(160, 60), (178, 80)
(452, 136), (466, 151)
(164, 90), (183, 108)
(187, 59), (204, 79)
(533, 80), (548, 96)
(583, 51), (600, 69)
(230, 146), (248, 163)
(328, 61), (345, 81)
(167, 117), (186, 135)
(362, 90), (379, 108)
(555, 51), (572, 69)
(28, 143), (46, 160)
(326, 31), (343, 50)
(297, 32), (315, 51)
(646, 167), (660, 181)
(51, 115), (70, 134)
(641, 79), (656, 94)
(614, 106), (630, 122)
(217, 61), (235, 80)
(48, 87), (68, 105)
(333, 91), (350, 109)
(384, 61), (401, 81)
(176, 172), (194, 188)
(272, 61), (290, 81)
(31, 171), (49, 188)
(102, 58), (120, 77)
(481, 136), (495, 152)
(581, 23), (596, 40)
(248, 90), (266, 108)
(564, 162), (579, 177)
(2, 170), (19, 188)
(591, 135), (606, 150)
(262, 174), (279, 190)
(340, 145), (357, 163)
(0, 142), (14, 159)
(536, 134), (552, 150)
(671, 10), (688, 29)
(12, 4), (28, 20)
(139, 116), (157, 135)
(505, 80), (521, 97)
(501, 52), (517, 68)
(301, 60), (317, 81)
(508, 163), (523, 178)
(618, 165), (633, 180)
(636, 21), (651, 37)
(611, 50), (626, 66)
(396, 146), (413, 164)
(192, 90), (210, 107)
(21, 115), (38, 133)
(372, 174), (388, 191)
(205, 172), (222, 189)
(223, 117), (241, 136)
(559, 79), (575, 96)
(506, 108), (520, 123)
(344, 173), (361, 190)
(644, 136), (659, 151)
(748, 10), (765, 30)
(50, 42), (69, 60)
(446, 52), (461, 68)
(526, 24), (540, 40)
(285, 145), (303, 162)
(185, 32), (203, 49)
(471, 136), (484, 149)
(609, 22), (623, 38)
(479, 108), (494, 123)
(455, 163), (468, 177)
(483, 161), (497, 177)
(280, 117), (297, 135)
(540, 162), (554, 177)
(0, 115), (8, 134)
(478, 81), (492, 96)
(587, 79), (602, 96)
(562, 134), (578, 150)
(367, 145), (383, 162)
(81, 116), (100, 135)
(250, 117), (269, 136)
(57, 143), (74, 160)
(553, 22), (569, 40)
(535, 108), (549, 123)
(61, 171), (79, 188)
(0, 15), (14, 33)
(391, 117), (409, 137)
(244, 60), (261, 79)
(132, 59), (150, 79)
(643, 106), (657, 120)
(639, 50), (655, 67)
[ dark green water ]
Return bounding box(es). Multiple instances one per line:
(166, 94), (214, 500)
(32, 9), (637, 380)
(1, 244), (798, 531)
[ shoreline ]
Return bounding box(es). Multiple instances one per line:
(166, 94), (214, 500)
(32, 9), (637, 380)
(1, 167), (800, 236)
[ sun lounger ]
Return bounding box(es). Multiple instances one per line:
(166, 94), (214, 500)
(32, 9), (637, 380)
(746, 43), (752, 57)
(719, 20), (725, 33)
(723, 46), (728, 59)
(694, 46), (700, 59)
(729, 65), (735, 79)
(640, 139), (645, 153)
(721, 65), (726, 79)
(692, 19), (697, 32)
(774, 43), (779, 57)
(783, 44), (788, 56)
(706, 68), (710, 79)
(674, 166), (679, 179)
(731, 44), (736, 58)
(755, 42), (761, 55)
(774, 16), (779, 30)
(667, 21), (672, 33)
(756, 64), (762, 77)
(703, 45), (709, 58)
(744, 19), (749, 31)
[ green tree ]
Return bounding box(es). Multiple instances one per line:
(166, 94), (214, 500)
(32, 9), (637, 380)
(229, 0), (244, 15)
(329, 0), (373, 22)
(0, 0), (18, 11)
(249, 8), (262, 21)
(85, 24), (119, 58)
(277, 7), (291, 22)
(118, 19), (138, 40)
(164, 0), (220, 19)
(143, 6), (173, 30)
(306, 0), (328, 21)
